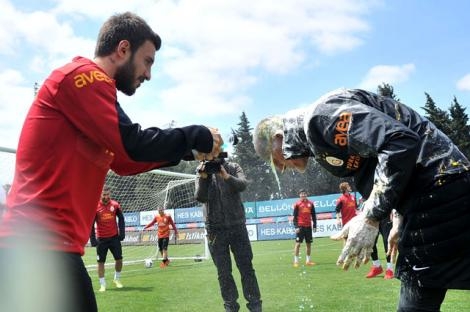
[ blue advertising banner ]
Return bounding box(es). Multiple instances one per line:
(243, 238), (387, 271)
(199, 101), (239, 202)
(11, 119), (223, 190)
(256, 198), (297, 218)
(310, 193), (342, 214)
(174, 206), (204, 223)
(257, 222), (296, 241)
(254, 193), (343, 218)
(123, 212), (140, 227)
(243, 201), (257, 218)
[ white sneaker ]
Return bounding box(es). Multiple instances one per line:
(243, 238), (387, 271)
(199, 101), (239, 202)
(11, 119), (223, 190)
(113, 279), (123, 288)
(98, 285), (106, 292)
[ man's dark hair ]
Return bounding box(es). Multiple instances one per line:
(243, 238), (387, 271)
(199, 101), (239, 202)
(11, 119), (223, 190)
(94, 12), (162, 57)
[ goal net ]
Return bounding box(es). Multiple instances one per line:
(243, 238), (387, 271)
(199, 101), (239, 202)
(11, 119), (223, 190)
(0, 146), (209, 270)
(95, 169), (210, 269)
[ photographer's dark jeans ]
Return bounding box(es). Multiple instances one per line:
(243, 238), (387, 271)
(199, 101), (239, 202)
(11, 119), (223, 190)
(208, 225), (262, 312)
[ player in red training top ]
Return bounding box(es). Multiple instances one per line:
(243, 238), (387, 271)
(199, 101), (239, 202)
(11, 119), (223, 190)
(335, 182), (358, 227)
(292, 189), (317, 267)
(90, 188), (125, 292)
(144, 207), (178, 268)
(0, 12), (223, 312)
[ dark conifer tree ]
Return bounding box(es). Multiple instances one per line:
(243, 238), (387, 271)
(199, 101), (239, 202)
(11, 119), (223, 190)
(231, 112), (276, 201)
(421, 92), (452, 135)
(448, 97), (470, 158)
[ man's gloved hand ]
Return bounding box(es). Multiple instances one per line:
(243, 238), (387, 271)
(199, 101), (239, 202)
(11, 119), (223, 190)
(90, 237), (98, 247)
(331, 215), (379, 270)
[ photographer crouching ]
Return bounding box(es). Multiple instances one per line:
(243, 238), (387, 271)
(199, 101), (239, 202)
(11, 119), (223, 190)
(195, 155), (262, 312)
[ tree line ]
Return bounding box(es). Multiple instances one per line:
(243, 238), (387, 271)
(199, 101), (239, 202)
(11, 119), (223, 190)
(167, 83), (470, 202)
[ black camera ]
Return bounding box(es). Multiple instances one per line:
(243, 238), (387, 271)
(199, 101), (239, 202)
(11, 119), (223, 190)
(199, 152), (228, 174)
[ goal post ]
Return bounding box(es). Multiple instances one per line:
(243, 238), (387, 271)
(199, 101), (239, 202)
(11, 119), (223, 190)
(0, 146), (15, 188)
(90, 169), (211, 269)
(0, 146), (210, 270)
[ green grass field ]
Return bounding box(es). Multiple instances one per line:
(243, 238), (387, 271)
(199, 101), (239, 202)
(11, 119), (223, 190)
(84, 238), (469, 311)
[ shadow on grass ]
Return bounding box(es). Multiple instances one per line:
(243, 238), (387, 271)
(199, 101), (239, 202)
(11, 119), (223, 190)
(104, 286), (155, 292)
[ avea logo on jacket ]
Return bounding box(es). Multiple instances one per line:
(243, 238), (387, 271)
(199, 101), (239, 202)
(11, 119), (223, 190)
(74, 70), (113, 88)
(334, 112), (352, 147)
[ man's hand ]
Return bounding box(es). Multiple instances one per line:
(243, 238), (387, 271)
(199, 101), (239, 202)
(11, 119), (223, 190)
(118, 233), (125, 241)
(387, 209), (402, 264)
(209, 127), (223, 158)
(387, 226), (399, 264)
(196, 162), (208, 179)
(331, 215), (379, 270)
(194, 127), (224, 161)
(90, 237), (98, 247)
(219, 166), (230, 180)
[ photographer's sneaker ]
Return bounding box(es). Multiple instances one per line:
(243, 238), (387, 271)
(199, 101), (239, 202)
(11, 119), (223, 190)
(113, 279), (123, 288)
(293, 262), (299, 268)
(98, 285), (106, 292)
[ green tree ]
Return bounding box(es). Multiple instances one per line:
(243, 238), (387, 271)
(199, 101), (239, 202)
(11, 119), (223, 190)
(448, 97), (470, 158)
(377, 83), (400, 100)
(279, 160), (343, 197)
(421, 92), (452, 135)
(231, 112), (277, 201)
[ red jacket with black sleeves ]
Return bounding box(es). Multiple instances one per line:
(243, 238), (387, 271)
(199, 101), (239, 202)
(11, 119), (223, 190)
(1, 57), (212, 255)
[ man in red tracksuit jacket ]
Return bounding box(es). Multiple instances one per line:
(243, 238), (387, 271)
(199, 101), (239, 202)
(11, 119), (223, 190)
(90, 188), (126, 292)
(0, 12), (222, 312)
(292, 189), (317, 267)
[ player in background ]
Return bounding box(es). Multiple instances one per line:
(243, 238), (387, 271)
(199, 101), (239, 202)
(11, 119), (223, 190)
(292, 189), (317, 267)
(90, 188), (125, 292)
(253, 88), (470, 311)
(0, 12), (223, 312)
(143, 207), (178, 268)
(335, 182), (357, 227)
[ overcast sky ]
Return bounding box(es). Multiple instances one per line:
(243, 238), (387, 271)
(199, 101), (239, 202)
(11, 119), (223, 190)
(1, 0), (469, 156)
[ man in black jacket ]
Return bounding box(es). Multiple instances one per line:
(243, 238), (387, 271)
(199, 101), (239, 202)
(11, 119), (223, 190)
(253, 88), (470, 312)
(195, 160), (262, 312)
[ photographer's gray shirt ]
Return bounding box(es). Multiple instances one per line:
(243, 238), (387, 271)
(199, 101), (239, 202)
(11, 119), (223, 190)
(195, 161), (247, 230)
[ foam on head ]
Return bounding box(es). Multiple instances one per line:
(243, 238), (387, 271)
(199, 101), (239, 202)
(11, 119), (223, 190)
(253, 116), (283, 162)
(253, 116), (284, 192)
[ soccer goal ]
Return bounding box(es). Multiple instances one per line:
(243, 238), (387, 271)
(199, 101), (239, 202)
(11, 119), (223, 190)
(98, 169), (210, 269)
(0, 146), (210, 270)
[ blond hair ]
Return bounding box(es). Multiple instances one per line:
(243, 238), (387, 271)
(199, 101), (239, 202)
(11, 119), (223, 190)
(253, 116), (283, 161)
(339, 182), (350, 193)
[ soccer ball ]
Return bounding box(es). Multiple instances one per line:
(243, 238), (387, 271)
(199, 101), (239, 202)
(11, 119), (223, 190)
(144, 258), (153, 268)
